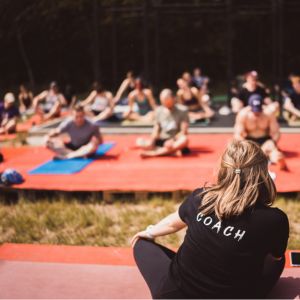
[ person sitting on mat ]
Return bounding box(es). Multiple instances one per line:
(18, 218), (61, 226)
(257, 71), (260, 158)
(234, 94), (287, 170)
(136, 89), (189, 158)
(132, 139), (289, 299)
(0, 93), (20, 134)
(231, 71), (278, 115)
(282, 76), (300, 122)
(177, 78), (214, 122)
(45, 104), (102, 159)
(18, 84), (34, 116)
(33, 81), (66, 121)
(124, 78), (156, 122)
(81, 82), (115, 122)
(113, 70), (136, 106)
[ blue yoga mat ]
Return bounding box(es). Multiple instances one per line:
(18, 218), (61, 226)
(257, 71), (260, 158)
(29, 142), (115, 175)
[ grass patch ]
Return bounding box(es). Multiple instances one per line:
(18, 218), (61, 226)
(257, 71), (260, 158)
(0, 195), (299, 249)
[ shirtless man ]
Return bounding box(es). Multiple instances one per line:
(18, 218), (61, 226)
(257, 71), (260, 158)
(234, 94), (287, 170)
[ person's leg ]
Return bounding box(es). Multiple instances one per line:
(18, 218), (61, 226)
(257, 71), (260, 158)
(231, 97), (244, 113)
(133, 238), (177, 298)
(44, 103), (61, 121)
(258, 254), (285, 298)
(136, 137), (156, 150)
(261, 140), (287, 170)
(46, 137), (71, 157)
(64, 142), (98, 159)
(141, 136), (188, 158)
(188, 111), (206, 122)
(200, 94), (215, 119)
(5, 119), (17, 134)
(92, 107), (113, 122)
(264, 102), (280, 117)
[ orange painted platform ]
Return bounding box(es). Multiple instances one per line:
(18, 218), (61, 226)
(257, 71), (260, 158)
(0, 243), (299, 299)
(1, 134), (300, 193)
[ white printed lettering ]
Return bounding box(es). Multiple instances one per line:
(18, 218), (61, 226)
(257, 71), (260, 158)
(196, 213), (204, 222)
(203, 217), (213, 226)
(234, 229), (246, 242)
(223, 226), (234, 236)
(211, 221), (222, 233)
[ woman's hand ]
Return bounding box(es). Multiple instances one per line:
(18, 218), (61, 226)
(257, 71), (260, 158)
(130, 230), (154, 248)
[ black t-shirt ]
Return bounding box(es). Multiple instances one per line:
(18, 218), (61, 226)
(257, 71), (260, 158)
(170, 188), (289, 299)
(238, 86), (268, 106)
(0, 102), (20, 123)
(287, 89), (300, 110)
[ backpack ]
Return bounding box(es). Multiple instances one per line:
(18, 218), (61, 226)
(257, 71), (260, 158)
(0, 169), (24, 185)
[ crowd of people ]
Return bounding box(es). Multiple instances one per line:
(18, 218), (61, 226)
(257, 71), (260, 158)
(1, 68), (300, 168)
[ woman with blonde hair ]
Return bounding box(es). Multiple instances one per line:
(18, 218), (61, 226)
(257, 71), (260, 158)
(132, 140), (289, 299)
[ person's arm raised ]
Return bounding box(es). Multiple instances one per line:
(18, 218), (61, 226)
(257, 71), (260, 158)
(114, 79), (129, 103)
(81, 90), (97, 106)
(131, 210), (187, 247)
(33, 91), (48, 109)
(234, 110), (247, 140)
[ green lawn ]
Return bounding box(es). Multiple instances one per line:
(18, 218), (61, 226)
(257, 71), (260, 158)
(0, 195), (299, 249)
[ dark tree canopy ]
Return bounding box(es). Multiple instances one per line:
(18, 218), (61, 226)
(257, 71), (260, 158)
(0, 0), (300, 96)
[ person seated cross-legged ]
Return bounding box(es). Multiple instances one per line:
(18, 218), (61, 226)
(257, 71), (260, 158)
(45, 104), (102, 160)
(234, 94), (287, 170)
(132, 140), (289, 299)
(136, 89), (189, 158)
(0, 93), (20, 135)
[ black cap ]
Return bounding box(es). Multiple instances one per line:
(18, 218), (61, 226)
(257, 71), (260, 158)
(249, 94), (263, 112)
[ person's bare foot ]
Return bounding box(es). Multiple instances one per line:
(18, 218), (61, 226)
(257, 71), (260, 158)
(174, 150), (183, 157)
(140, 151), (157, 158)
(278, 158), (289, 171)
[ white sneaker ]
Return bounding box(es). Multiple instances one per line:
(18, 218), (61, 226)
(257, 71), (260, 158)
(218, 106), (231, 116)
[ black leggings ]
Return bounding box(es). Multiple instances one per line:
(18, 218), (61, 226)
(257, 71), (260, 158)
(133, 239), (285, 299)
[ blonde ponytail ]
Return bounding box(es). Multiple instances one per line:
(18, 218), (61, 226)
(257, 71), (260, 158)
(199, 139), (276, 220)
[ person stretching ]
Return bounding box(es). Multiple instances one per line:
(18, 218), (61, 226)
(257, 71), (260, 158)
(136, 89), (189, 157)
(45, 104), (102, 159)
(33, 81), (66, 121)
(132, 139), (289, 299)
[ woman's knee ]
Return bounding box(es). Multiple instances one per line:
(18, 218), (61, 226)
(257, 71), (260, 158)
(133, 238), (151, 256)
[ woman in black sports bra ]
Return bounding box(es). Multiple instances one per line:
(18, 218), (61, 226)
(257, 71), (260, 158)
(177, 78), (214, 123)
(18, 84), (33, 114)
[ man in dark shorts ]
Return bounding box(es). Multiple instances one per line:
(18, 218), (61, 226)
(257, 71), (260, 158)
(45, 104), (102, 159)
(234, 94), (287, 170)
(0, 93), (20, 134)
(136, 89), (189, 157)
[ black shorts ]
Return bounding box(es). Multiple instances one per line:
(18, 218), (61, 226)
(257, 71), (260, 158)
(64, 142), (82, 151)
(91, 109), (103, 116)
(154, 139), (190, 155)
(246, 136), (272, 146)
